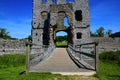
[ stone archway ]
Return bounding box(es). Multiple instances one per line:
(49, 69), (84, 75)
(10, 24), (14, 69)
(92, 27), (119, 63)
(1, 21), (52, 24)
(55, 31), (68, 47)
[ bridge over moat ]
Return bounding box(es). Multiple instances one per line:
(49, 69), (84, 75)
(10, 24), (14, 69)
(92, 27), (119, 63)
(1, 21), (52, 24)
(26, 0), (98, 75)
(30, 48), (96, 75)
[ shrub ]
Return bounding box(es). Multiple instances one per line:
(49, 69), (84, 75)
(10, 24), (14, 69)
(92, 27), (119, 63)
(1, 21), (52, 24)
(99, 51), (120, 65)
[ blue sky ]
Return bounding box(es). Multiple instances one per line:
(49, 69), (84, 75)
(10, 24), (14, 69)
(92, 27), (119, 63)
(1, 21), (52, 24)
(0, 0), (120, 38)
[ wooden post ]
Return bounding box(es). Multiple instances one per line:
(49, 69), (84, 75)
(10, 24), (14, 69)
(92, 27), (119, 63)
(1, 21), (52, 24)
(95, 43), (99, 73)
(26, 44), (30, 74)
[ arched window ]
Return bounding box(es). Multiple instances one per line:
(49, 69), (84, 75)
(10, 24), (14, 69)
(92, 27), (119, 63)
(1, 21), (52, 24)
(75, 10), (82, 21)
(77, 33), (82, 39)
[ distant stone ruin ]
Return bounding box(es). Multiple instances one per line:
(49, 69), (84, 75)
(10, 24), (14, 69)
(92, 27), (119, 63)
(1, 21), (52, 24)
(92, 37), (120, 53)
(0, 39), (26, 55)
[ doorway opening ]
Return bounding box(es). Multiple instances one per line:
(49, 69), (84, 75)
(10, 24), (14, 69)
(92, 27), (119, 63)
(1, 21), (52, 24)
(55, 31), (68, 48)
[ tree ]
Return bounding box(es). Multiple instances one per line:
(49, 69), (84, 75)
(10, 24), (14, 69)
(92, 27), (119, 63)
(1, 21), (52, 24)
(96, 27), (105, 37)
(0, 28), (9, 37)
(106, 30), (112, 36)
(0, 28), (11, 39)
(56, 35), (67, 42)
(27, 35), (32, 41)
(90, 31), (97, 37)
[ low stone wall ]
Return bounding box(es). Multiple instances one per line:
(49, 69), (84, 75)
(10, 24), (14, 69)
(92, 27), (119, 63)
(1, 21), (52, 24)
(91, 37), (120, 53)
(0, 39), (26, 55)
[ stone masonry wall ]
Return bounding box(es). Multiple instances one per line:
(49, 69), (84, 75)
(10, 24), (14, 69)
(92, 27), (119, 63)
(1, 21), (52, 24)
(0, 39), (26, 55)
(91, 37), (120, 53)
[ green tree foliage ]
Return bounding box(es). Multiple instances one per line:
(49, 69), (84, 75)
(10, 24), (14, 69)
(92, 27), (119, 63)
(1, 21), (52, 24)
(96, 27), (104, 37)
(106, 29), (112, 36)
(90, 31), (97, 37)
(56, 35), (67, 42)
(91, 27), (113, 37)
(27, 35), (32, 41)
(0, 28), (11, 39)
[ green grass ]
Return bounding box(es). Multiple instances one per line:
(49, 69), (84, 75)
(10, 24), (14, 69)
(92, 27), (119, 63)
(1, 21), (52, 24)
(1, 51), (120, 80)
(97, 62), (120, 80)
(0, 54), (25, 69)
(56, 41), (67, 47)
(0, 54), (98, 80)
(97, 51), (120, 80)
(0, 66), (68, 80)
(99, 51), (120, 65)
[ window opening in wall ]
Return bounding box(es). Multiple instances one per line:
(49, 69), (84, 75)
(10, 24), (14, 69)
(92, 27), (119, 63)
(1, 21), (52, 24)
(36, 33), (38, 36)
(41, 11), (48, 19)
(43, 33), (47, 40)
(42, 0), (47, 3)
(77, 33), (82, 39)
(64, 17), (70, 28)
(52, 0), (57, 4)
(75, 10), (82, 21)
(66, 0), (74, 2)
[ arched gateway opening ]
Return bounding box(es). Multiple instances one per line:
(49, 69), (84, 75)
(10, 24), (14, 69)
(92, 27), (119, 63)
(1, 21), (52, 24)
(56, 31), (68, 47)
(54, 15), (73, 47)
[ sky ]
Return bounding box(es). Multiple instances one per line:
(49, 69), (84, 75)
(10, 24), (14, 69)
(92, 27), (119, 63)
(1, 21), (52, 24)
(0, 0), (120, 38)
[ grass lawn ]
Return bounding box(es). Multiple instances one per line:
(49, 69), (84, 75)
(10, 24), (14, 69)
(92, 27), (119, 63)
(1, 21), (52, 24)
(97, 51), (120, 80)
(56, 41), (68, 47)
(0, 54), (98, 80)
(0, 51), (120, 80)
(97, 62), (120, 80)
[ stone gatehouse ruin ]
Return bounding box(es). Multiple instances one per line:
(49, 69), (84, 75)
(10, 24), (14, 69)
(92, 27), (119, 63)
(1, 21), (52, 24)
(29, 0), (96, 70)
(31, 0), (91, 54)
(28, 0), (120, 71)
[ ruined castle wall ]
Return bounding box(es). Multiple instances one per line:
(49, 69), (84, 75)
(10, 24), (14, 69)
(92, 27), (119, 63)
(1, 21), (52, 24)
(72, 0), (91, 45)
(0, 39), (26, 55)
(91, 37), (120, 53)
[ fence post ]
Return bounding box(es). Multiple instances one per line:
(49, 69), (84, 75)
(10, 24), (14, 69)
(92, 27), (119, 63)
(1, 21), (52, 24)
(26, 44), (30, 74)
(95, 43), (99, 73)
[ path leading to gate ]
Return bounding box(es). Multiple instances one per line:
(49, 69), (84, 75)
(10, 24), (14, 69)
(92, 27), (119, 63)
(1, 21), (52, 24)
(30, 48), (95, 75)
